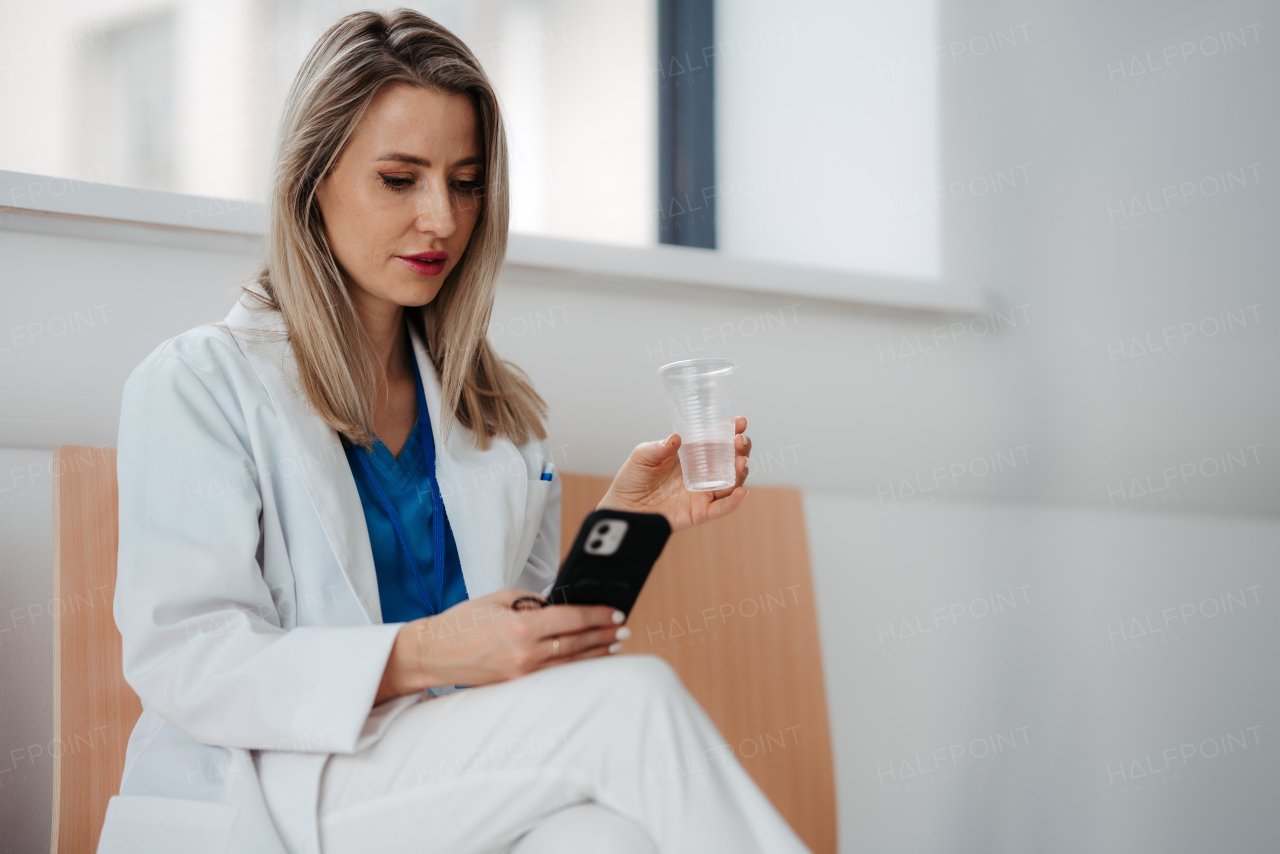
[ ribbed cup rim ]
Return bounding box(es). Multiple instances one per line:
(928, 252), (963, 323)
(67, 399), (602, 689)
(656, 357), (739, 378)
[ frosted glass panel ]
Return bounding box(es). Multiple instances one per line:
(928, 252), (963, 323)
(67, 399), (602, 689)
(715, 0), (940, 280)
(0, 0), (656, 247)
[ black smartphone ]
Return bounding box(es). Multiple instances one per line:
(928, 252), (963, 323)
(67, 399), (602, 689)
(545, 509), (672, 614)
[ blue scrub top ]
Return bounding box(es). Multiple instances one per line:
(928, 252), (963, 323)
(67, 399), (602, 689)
(343, 416), (469, 624)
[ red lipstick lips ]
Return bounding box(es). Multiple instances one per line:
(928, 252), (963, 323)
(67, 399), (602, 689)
(397, 251), (448, 276)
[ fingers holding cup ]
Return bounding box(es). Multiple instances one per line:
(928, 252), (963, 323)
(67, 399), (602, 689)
(735, 416), (751, 485)
(707, 417), (751, 502)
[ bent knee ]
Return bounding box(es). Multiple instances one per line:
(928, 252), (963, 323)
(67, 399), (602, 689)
(603, 653), (685, 697)
(554, 653), (686, 705)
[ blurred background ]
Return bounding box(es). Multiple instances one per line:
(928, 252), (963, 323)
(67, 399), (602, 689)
(0, 0), (942, 276)
(1, 0), (1277, 852)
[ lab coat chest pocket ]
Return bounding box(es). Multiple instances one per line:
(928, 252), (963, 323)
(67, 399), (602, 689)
(96, 795), (236, 854)
(512, 478), (551, 579)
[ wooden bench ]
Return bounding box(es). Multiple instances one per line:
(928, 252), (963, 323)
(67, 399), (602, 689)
(52, 446), (835, 853)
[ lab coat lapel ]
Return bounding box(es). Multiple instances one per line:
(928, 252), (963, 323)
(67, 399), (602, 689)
(222, 298), (383, 625)
(406, 321), (527, 598)
(223, 293), (529, 618)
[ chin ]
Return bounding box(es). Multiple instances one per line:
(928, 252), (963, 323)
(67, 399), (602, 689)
(391, 277), (446, 308)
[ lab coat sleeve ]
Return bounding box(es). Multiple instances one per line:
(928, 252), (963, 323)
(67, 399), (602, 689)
(115, 334), (402, 754)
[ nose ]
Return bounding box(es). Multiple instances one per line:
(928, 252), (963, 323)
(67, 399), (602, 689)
(412, 177), (457, 239)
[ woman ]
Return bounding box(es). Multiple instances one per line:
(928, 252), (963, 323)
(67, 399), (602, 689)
(102, 9), (810, 854)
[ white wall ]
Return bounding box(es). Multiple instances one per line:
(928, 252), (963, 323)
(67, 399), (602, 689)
(0, 448), (54, 854)
(806, 493), (1278, 853)
(0, 225), (261, 449)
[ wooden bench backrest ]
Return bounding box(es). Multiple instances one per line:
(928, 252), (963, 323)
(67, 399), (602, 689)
(51, 447), (140, 854)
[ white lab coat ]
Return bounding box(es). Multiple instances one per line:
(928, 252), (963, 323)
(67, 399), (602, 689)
(99, 290), (562, 854)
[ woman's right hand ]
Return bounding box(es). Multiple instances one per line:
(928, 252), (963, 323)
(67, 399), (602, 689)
(374, 588), (630, 703)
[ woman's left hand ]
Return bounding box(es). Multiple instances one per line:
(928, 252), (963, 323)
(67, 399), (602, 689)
(596, 416), (751, 534)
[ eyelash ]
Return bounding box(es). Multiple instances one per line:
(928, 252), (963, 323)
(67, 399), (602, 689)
(379, 175), (413, 193)
(379, 174), (483, 194)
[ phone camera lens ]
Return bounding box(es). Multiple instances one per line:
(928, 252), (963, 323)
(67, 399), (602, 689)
(598, 524), (610, 534)
(590, 539), (604, 549)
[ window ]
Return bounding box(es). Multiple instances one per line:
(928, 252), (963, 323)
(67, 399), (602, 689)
(713, 0), (940, 280)
(78, 11), (176, 192)
(0, 0), (657, 246)
(1, 0), (946, 289)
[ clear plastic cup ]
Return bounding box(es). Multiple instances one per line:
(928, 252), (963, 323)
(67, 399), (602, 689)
(657, 357), (739, 491)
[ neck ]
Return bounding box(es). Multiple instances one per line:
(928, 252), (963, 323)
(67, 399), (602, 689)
(351, 291), (410, 382)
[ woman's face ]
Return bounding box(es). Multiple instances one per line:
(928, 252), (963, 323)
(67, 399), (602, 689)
(316, 82), (484, 317)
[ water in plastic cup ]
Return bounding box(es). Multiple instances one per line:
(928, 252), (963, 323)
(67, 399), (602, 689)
(657, 358), (739, 491)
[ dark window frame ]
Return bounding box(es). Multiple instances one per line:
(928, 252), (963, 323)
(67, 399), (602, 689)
(657, 0), (716, 249)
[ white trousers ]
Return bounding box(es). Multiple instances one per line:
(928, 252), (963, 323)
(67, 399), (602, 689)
(317, 654), (812, 854)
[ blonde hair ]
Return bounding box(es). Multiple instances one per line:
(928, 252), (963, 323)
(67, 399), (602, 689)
(245, 8), (546, 451)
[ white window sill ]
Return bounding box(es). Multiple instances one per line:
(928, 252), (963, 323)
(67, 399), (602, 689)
(0, 169), (987, 314)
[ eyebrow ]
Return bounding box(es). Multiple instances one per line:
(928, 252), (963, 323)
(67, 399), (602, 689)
(375, 152), (484, 168)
